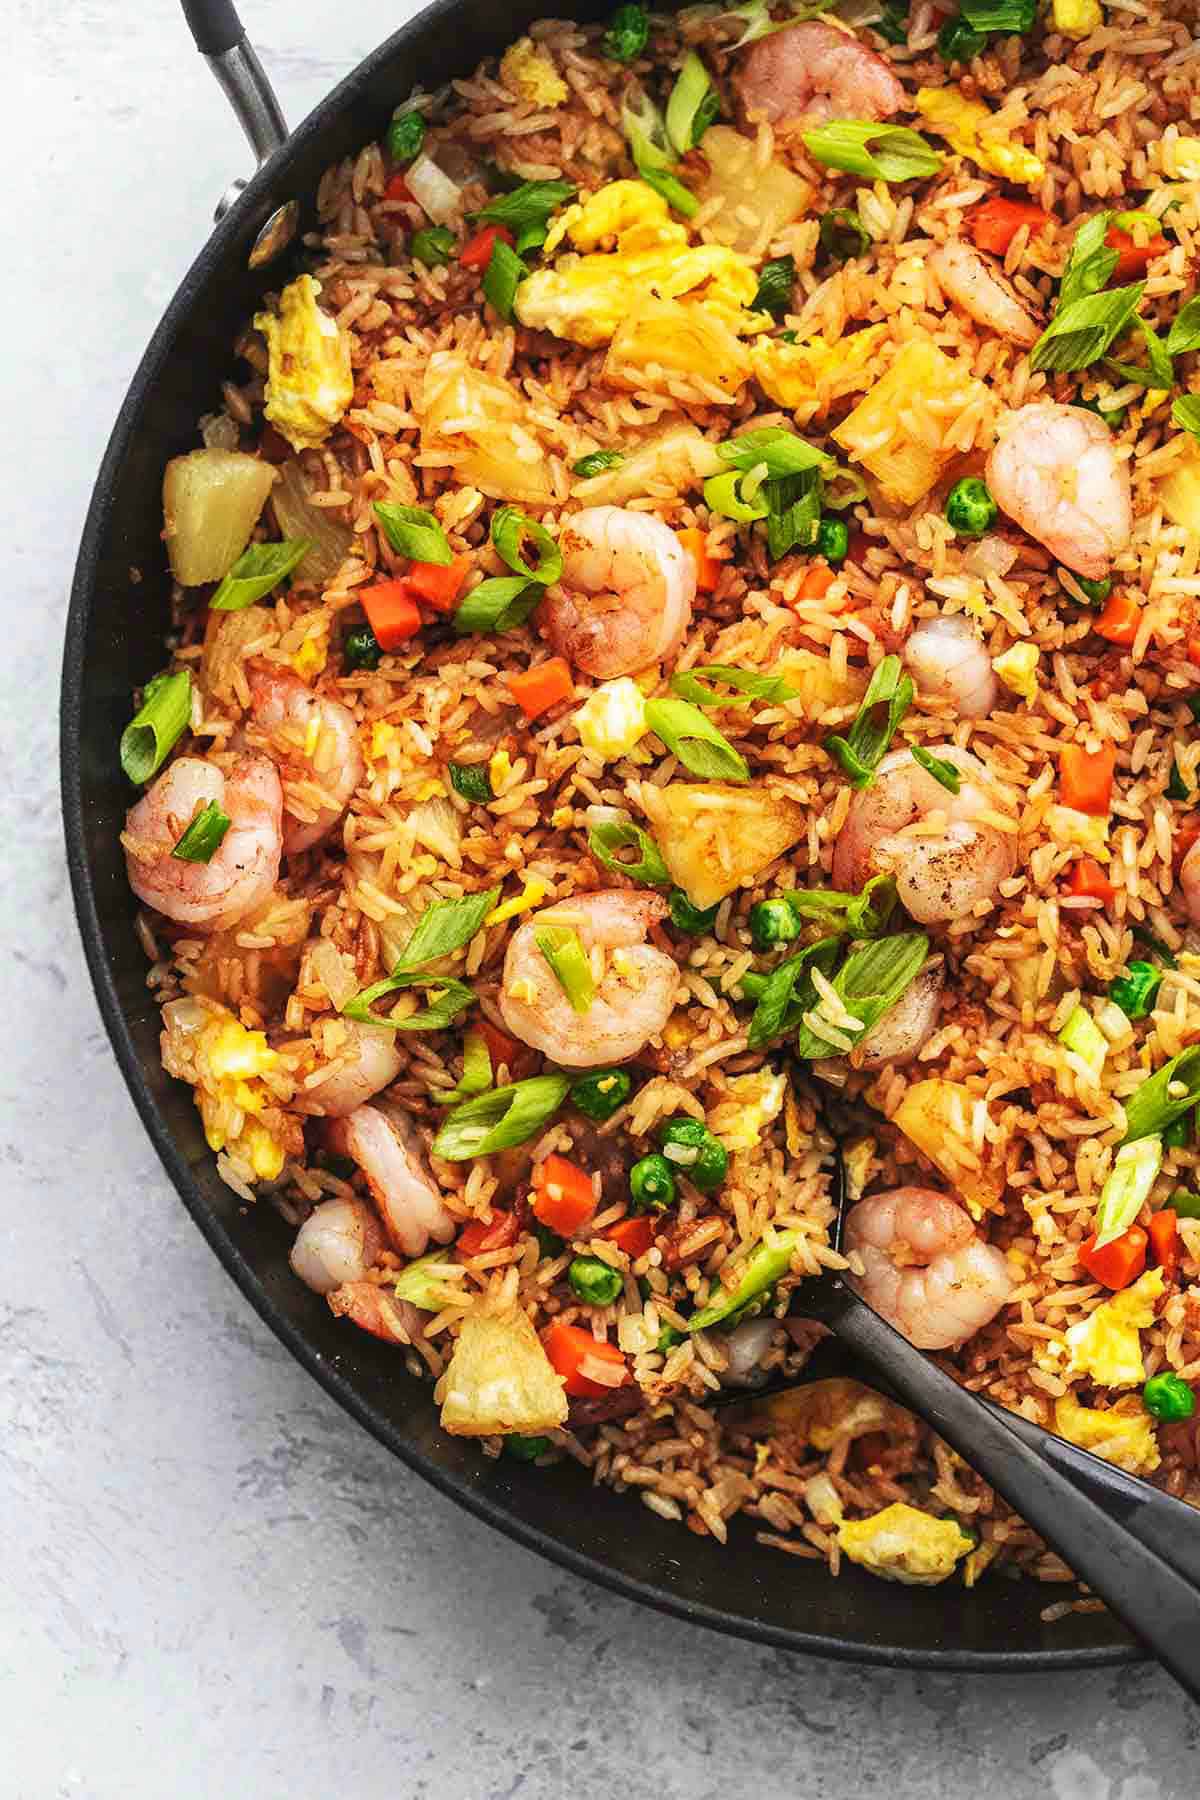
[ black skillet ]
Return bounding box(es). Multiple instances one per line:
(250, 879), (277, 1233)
(60, 0), (1169, 1671)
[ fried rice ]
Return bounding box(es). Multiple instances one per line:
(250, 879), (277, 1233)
(120, 1), (1200, 1605)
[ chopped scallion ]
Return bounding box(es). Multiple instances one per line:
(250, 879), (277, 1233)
(120, 669), (192, 785)
(802, 121), (943, 184)
(374, 502), (453, 566)
(535, 925), (595, 1014)
(210, 539), (311, 611)
(1093, 1135), (1163, 1249)
(824, 655), (914, 790)
(433, 1074), (571, 1159)
(171, 799), (231, 864)
(587, 819), (671, 886)
(644, 696), (749, 782)
(911, 745), (961, 793)
(491, 507), (563, 584)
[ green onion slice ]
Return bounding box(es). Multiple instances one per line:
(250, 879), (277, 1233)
(433, 1073), (572, 1160)
(688, 1228), (801, 1332)
(342, 971), (476, 1032)
(752, 256), (796, 317)
(171, 799), (231, 863)
(1106, 315), (1174, 390)
(911, 745), (961, 793)
(819, 209), (870, 261)
(1173, 394), (1200, 442)
(766, 467), (823, 560)
(120, 669), (192, 785)
(448, 762), (494, 803)
(782, 872), (898, 937)
(644, 696), (749, 782)
(392, 887), (501, 971)
(535, 925), (595, 1014)
(392, 1250), (462, 1310)
(1093, 1136), (1163, 1249)
(482, 238), (527, 321)
(491, 507), (563, 584)
(1058, 212), (1119, 311)
(665, 51), (720, 154)
(588, 819), (671, 886)
(621, 87), (698, 218)
(411, 226), (456, 267)
(824, 654), (914, 789)
(716, 428), (832, 480)
(210, 538), (312, 612)
(959, 0), (1035, 29)
(374, 502), (453, 566)
(1030, 283), (1146, 374)
(1123, 1045), (1200, 1144)
(745, 937), (842, 1050)
(453, 576), (542, 637)
(1166, 295), (1200, 357)
(793, 932), (930, 1060)
(1058, 1004), (1108, 1079)
(573, 450), (624, 477)
(669, 664), (799, 709)
(704, 470), (770, 524)
(473, 179), (575, 236)
(802, 121), (943, 184)
(435, 1027), (494, 1104)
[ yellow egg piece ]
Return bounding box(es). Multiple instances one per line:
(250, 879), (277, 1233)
(255, 274), (353, 452)
(838, 1503), (975, 1585)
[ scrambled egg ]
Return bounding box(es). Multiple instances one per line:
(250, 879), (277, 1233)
(755, 1377), (899, 1450)
(915, 89), (1046, 186)
(499, 37), (568, 107)
(1169, 138), (1200, 181)
(573, 678), (648, 761)
(1052, 0), (1103, 36)
(194, 1014), (286, 1180)
(750, 325), (889, 423)
(838, 1504), (974, 1586)
(486, 875), (550, 926)
(292, 632), (328, 682)
(255, 275), (353, 452)
(708, 1069), (787, 1153)
(1047, 1269), (1164, 1388)
(516, 180), (763, 350)
(993, 642), (1039, 703)
(1046, 804), (1111, 861)
(1054, 1392), (1161, 1475)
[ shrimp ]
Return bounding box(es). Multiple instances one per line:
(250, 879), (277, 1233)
(327, 1280), (426, 1346)
(326, 1103), (456, 1258)
(122, 754), (283, 931)
(986, 402), (1132, 581)
(929, 242), (1040, 349)
(1179, 837), (1200, 926)
(905, 614), (998, 719)
(734, 21), (905, 128)
(852, 959), (944, 1069)
(540, 507), (696, 680)
(303, 1021), (403, 1117)
(290, 1196), (385, 1295)
(499, 890), (678, 1068)
(832, 746), (1016, 925)
(247, 664), (366, 854)
(845, 1186), (1013, 1350)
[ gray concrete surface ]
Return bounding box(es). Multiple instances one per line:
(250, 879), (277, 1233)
(4, 0), (1198, 1792)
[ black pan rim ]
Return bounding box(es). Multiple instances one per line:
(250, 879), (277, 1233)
(59, 3), (1141, 1673)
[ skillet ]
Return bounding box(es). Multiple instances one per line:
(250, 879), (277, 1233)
(60, 0), (1141, 1668)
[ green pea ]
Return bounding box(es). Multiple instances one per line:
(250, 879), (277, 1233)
(1108, 961), (1163, 1021)
(1143, 1371), (1196, 1422)
(669, 889), (719, 934)
(386, 110), (425, 165)
(571, 1068), (633, 1123)
(659, 1116), (728, 1193)
(504, 1433), (552, 1461)
(568, 1254), (624, 1306)
(1169, 1188), (1200, 1220)
(937, 13), (987, 60)
(749, 898), (801, 950)
(630, 1153), (676, 1214)
(602, 1), (649, 60)
(1070, 573), (1114, 606)
(343, 624), (382, 671)
(411, 225), (456, 267)
(945, 477), (997, 538)
(656, 1324), (686, 1353)
(815, 518), (849, 566)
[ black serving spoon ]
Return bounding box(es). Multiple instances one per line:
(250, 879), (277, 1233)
(712, 1140), (1200, 1697)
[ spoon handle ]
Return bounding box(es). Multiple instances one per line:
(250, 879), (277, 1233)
(826, 1285), (1200, 1699)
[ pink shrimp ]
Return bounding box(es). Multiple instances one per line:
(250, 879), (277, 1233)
(540, 507), (695, 679)
(326, 1103), (456, 1258)
(734, 21), (906, 128)
(986, 402), (1132, 581)
(122, 754), (283, 931)
(845, 1187), (1013, 1350)
(247, 664), (365, 854)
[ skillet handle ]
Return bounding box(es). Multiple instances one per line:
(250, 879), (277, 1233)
(181, 0), (245, 55)
(824, 1284), (1200, 1701)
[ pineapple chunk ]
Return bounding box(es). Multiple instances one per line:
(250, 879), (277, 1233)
(414, 353), (553, 506)
(777, 648), (866, 714)
(605, 297), (752, 400)
(751, 324), (889, 425)
(573, 424), (721, 504)
(1160, 438), (1200, 532)
(891, 1078), (1004, 1216)
(637, 781), (807, 909)
(832, 337), (991, 507)
(438, 1306), (568, 1437)
(695, 126), (813, 260)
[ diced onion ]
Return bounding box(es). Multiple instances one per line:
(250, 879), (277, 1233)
(309, 939), (360, 1012)
(406, 154), (463, 224)
(270, 459), (354, 586)
(963, 533), (1020, 578)
(410, 796), (463, 866)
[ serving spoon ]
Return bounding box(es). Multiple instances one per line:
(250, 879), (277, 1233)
(714, 1139), (1200, 1698)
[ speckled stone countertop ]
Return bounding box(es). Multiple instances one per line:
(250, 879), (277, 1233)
(9, 1), (1198, 1792)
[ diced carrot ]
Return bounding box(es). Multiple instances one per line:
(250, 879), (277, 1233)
(1149, 1208), (1181, 1282)
(542, 1321), (630, 1397)
(1093, 590), (1141, 647)
(460, 224), (514, 270)
(1063, 857), (1117, 906)
(1079, 1225), (1147, 1291)
(476, 1019), (521, 1077)
(797, 561), (837, 602)
(505, 658), (573, 720)
(406, 552), (470, 613)
(1059, 741), (1115, 815)
(1174, 814), (1200, 873)
(531, 1153), (596, 1235)
(384, 172), (412, 203)
(970, 197), (1052, 256)
(677, 527), (723, 593)
(605, 1216), (655, 1259)
(1105, 224), (1169, 283)
(360, 579), (422, 650)
(457, 1210), (522, 1259)
(1187, 633), (1200, 668)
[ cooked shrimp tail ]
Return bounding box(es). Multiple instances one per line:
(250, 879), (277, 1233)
(541, 506), (695, 679)
(122, 754), (283, 931)
(845, 1186), (1013, 1349)
(986, 402), (1132, 580)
